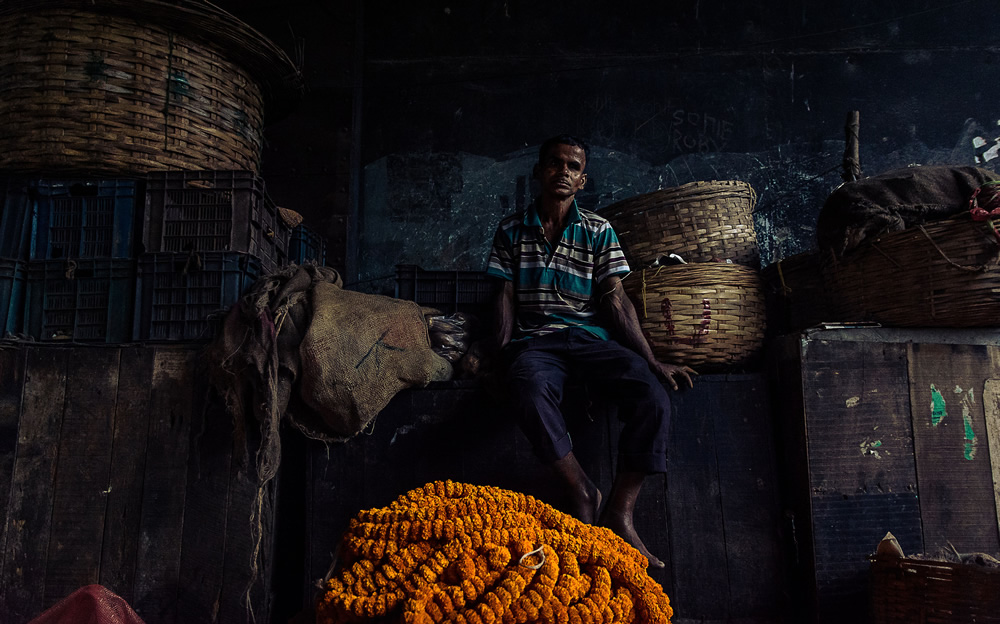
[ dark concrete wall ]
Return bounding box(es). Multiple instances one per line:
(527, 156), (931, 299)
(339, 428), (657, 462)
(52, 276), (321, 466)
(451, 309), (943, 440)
(220, 0), (1000, 290)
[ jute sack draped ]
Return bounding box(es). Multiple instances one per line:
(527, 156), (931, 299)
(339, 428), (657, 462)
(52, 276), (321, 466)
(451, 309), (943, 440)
(298, 283), (453, 438)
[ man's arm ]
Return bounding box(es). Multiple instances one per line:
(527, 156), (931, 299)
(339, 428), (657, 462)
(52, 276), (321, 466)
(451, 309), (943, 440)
(492, 278), (515, 352)
(598, 275), (696, 390)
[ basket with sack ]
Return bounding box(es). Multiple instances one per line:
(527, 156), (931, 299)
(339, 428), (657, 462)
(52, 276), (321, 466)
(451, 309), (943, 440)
(818, 166), (1000, 327)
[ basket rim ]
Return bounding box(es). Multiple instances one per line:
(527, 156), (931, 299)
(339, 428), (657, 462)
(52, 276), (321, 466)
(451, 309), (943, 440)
(599, 179), (757, 219)
(0, 0), (303, 121)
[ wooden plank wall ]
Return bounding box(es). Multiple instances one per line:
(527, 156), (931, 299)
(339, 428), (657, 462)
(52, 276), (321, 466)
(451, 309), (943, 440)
(773, 335), (1000, 624)
(303, 374), (786, 624)
(907, 343), (1000, 554)
(0, 344), (273, 624)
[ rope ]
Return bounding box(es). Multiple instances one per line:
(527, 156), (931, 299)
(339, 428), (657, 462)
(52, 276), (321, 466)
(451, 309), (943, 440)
(917, 224), (994, 273)
(776, 260), (791, 296)
(870, 243), (903, 269)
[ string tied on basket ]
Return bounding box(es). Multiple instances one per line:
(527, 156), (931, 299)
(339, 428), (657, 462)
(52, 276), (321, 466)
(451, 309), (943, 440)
(638, 266), (665, 319)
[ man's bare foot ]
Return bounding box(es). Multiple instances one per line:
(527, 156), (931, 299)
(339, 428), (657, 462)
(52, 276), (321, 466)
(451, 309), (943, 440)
(600, 509), (665, 569)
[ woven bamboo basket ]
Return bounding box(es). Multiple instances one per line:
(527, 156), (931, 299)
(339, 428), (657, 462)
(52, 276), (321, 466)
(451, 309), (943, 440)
(761, 251), (833, 332)
(870, 553), (1000, 624)
(0, 0), (302, 175)
(622, 263), (766, 369)
(600, 180), (759, 267)
(822, 212), (1000, 327)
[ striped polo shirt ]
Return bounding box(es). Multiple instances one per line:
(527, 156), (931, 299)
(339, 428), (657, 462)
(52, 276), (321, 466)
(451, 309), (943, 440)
(486, 200), (630, 340)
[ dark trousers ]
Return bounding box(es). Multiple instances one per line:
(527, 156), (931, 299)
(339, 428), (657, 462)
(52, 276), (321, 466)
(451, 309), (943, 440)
(503, 328), (672, 473)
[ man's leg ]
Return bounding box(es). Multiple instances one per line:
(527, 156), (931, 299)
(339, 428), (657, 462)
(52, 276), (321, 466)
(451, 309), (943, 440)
(505, 334), (601, 523)
(567, 332), (672, 568)
(601, 470), (664, 568)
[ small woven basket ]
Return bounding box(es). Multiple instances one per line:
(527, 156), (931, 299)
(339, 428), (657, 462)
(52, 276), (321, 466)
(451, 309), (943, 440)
(822, 212), (1000, 326)
(760, 251), (832, 332)
(870, 553), (1000, 624)
(601, 180), (759, 267)
(0, 1), (301, 175)
(622, 263), (766, 370)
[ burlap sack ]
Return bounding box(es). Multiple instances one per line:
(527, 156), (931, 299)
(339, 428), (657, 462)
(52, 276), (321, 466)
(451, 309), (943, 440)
(298, 283), (452, 438)
(816, 165), (1000, 259)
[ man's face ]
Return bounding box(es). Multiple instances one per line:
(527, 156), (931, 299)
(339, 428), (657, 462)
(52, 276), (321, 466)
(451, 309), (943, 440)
(535, 143), (587, 199)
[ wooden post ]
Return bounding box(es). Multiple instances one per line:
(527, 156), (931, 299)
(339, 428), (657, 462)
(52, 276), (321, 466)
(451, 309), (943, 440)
(842, 111), (861, 183)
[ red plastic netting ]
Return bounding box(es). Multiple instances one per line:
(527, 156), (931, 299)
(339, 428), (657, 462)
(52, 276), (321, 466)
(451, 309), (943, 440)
(27, 585), (146, 624)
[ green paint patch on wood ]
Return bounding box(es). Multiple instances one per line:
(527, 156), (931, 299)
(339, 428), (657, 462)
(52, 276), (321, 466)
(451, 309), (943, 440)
(959, 387), (978, 461)
(930, 384), (946, 426)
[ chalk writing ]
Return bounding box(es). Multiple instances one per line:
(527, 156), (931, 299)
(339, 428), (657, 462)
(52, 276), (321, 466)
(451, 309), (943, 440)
(670, 109), (734, 154)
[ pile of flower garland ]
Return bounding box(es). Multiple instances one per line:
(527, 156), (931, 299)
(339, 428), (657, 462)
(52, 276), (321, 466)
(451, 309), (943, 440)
(317, 480), (673, 624)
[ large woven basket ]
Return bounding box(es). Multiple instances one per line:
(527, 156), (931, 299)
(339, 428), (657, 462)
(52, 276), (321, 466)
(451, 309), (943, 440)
(822, 212), (1000, 327)
(600, 180), (759, 267)
(761, 251), (833, 333)
(870, 553), (1000, 624)
(0, 0), (302, 175)
(622, 263), (766, 370)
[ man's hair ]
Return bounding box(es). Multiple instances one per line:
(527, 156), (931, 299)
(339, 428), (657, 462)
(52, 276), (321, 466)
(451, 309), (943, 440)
(538, 134), (589, 164)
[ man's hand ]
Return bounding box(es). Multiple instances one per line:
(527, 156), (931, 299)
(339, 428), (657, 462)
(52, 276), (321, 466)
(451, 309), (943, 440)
(650, 360), (697, 391)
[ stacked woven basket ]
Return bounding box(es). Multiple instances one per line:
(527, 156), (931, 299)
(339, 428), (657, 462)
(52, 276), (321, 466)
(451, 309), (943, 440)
(0, 0), (310, 343)
(600, 180), (765, 370)
(0, 0), (302, 175)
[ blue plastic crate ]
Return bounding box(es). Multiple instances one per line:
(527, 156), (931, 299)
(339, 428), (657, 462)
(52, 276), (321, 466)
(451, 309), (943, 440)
(133, 251), (261, 341)
(289, 224), (327, 265)
(31, 178), (139, 259)
(0, 178), (34, 259)
(144, 171), (289, 272)
(24, 258), (135, 342)
(0, 259), (27, 335)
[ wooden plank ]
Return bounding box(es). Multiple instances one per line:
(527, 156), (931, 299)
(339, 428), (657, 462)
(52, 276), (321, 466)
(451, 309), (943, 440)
(0, 347), (68, 622)
(766, 336), (816, 624)
(986, 379), (1000, 537)
(306, 434), (365, 608)
(272, 426), (309, 624)
(0, 346), (25, 584)
(44, 347), (120, 606)
(713, 375), (783, 619)
(217, 420), (276, 624)
(800, 339), (921, 624)
(665, 380), (728, 621)
(908, 343), (1000, 553)
(801, 340), (917, 498)
(176, 380), (235, 623)
(99, 345), (155, 604)
(133, 347), (196, 622)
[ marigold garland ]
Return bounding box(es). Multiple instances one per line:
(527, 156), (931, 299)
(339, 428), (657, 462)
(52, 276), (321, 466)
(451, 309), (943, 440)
(317, 480), (673, 624)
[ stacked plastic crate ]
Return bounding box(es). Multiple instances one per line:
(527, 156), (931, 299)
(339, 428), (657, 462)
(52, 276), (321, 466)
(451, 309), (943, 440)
(135, 170), (292, 341)
(0, 177), (141, 342)
(0, 170), (302, 342)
